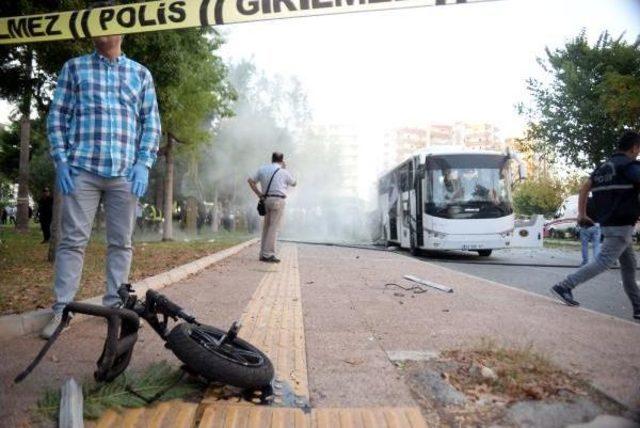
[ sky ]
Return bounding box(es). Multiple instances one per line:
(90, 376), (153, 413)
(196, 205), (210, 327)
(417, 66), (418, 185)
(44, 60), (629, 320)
(215, 0), (640, 137)
(1, 0), (639, 138)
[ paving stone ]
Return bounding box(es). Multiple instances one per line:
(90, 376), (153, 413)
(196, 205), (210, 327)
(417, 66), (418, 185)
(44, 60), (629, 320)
(567, 415), (640, 428)
(409, 369), (467, 406)
(0, 314), (23, 337)
(505, 398), (602, 428)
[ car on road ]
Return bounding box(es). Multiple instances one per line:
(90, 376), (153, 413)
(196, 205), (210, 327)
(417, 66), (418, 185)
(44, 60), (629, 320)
(544, 195), (578, 239)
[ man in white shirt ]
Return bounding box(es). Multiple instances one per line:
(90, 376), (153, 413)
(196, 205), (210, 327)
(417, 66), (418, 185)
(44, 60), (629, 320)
(248, 152), (297, 262)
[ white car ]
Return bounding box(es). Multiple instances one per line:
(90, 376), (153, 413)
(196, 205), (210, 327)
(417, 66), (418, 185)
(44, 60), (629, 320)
(544, 195), (578, 238)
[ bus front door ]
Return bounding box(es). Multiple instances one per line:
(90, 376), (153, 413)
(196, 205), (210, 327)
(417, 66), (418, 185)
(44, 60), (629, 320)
(400, 192), (412, 249)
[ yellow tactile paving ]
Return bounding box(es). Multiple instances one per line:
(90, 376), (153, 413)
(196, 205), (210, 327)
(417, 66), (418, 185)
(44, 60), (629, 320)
(198, 404), (310, 428)
(88, 400), (198, 428)
(196, 405), (427, 428)
(235, 244), (309, 398)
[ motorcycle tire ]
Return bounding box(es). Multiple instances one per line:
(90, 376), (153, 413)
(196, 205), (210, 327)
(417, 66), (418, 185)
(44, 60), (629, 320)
(166, 323), (274, 390)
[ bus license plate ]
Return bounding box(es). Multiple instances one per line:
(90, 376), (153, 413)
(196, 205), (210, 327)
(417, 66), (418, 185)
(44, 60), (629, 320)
(462, 244), (482, 250)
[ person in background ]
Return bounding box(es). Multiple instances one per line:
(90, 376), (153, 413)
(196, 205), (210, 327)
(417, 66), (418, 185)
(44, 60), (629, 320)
(40, 2), (161, 339)
(248, 152), (297, 263)
(577, 195), (601, 265)
(38, 187), (54, 243)
(551, 131), (640, 321)
(136, 200), (145, 233)
(7, 205), (16, 224)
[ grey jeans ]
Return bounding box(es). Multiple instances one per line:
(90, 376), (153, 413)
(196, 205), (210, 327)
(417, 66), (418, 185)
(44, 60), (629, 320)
(53, 170), (136, 313)
(559, 225), (640, 311)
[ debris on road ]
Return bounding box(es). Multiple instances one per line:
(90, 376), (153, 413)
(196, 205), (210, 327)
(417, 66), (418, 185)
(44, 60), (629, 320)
(59, 378), (83, 428)
(343, 357), (365, 366)
(480, 366), (498, 381)
(384, 282), (427, 294)
(404, 275), (453, 293)
(386, 350), (439, 362)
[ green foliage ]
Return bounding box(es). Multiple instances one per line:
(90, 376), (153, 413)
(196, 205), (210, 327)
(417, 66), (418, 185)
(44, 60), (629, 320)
(34, 362), (206, 422)
(0, 117), (54, 193)
(513, 175), (565, 217)
(520, 31), (640, 169)
(123, 28), (235, 147)
(563, 174), (588, 196)
(0, 124), (20, 181)
(0, 1), (89, 116)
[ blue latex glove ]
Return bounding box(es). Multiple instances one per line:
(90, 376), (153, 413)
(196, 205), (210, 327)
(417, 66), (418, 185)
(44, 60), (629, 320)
(128, 163), (149, 198)
(55, 161), (78, 195)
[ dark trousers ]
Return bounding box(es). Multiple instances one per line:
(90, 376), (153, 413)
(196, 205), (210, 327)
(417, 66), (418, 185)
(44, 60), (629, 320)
(40, 216), (52, 242)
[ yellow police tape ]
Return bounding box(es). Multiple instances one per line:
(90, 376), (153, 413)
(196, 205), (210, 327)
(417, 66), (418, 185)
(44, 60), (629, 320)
(0, 0), (493, 45)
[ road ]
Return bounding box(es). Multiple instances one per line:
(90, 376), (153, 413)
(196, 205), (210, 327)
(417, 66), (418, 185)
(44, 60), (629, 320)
(419, 246), (639, 322)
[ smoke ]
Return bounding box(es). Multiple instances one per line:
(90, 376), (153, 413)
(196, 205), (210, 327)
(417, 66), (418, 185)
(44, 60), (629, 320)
(195, 60), (379, 244)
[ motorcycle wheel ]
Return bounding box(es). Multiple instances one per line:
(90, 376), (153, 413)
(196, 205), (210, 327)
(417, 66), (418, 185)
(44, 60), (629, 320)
(166, 323), (274, 389)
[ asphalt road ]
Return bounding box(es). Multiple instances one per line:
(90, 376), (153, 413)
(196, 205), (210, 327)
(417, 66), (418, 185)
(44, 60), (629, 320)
(418, 246), (639, 322)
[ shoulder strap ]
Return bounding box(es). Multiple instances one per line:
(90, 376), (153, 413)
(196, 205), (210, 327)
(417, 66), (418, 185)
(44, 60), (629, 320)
(264, 168), (280, 195)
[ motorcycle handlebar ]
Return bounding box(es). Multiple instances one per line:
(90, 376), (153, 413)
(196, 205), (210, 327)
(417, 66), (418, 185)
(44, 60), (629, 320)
(145, 289), (196, 323)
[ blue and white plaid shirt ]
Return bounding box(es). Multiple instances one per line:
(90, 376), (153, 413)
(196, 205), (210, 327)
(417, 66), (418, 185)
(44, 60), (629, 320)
(47, 51), (161, 178)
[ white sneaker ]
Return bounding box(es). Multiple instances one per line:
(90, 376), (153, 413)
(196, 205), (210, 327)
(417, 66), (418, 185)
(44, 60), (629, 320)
(40, 313), (66, 340)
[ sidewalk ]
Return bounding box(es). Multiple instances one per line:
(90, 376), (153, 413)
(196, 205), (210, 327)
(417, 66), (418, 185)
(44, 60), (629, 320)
(1, 243), (638, 426)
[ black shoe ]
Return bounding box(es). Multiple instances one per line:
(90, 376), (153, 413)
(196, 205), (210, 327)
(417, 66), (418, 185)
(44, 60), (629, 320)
(260, 256), (280, 263)
(550, 284), (580, 306)
(633, 311), (640, 321)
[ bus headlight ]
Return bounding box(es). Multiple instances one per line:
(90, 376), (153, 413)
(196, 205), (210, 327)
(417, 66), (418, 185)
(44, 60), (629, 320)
(426, 229), (447, 238)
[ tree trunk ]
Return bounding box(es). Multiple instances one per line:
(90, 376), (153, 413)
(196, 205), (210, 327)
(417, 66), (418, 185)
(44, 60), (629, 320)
(48, 186), (62, 262)
(16, 48), (33, 233)
(16, 116), (31, 233)
(211, 188), (219, 232)
(185, 196), (197, 233)
(155, 167), (164, 217)
(162, 135), (174, 241)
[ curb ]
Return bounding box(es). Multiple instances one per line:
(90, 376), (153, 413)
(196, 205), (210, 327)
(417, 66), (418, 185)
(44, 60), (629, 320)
(0, 238), (259, 340)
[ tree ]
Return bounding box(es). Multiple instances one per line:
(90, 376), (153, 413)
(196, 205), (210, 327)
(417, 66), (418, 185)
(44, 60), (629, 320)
(122, 28), (234, 240)
(0, 1), (86, 232)
(512, 175), (564, 217)
(519, 31), (640, 170)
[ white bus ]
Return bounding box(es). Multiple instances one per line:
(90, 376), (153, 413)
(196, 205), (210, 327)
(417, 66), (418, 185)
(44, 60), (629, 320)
(378, 149), (525, 256)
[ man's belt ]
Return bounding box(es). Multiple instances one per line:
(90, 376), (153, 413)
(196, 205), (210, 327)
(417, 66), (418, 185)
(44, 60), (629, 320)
(265, 194), (286, 199)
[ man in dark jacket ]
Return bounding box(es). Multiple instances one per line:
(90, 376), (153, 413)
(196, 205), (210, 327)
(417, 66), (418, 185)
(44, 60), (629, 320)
(38, 187), (54, 243)
(551, 131), (640, 321)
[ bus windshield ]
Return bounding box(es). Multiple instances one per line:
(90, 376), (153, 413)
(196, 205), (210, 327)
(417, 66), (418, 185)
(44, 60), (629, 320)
(425, 155), (513, 219)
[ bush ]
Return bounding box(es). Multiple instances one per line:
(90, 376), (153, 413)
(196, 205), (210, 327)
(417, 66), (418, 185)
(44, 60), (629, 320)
(513, 176), (564, 217)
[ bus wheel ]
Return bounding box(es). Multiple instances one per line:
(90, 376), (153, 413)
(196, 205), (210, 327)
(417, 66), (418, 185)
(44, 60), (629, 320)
(477, 250), (492, 257)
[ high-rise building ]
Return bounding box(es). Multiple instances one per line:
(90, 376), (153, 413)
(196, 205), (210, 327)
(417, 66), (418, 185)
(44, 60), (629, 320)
(382, 122), (504, 172)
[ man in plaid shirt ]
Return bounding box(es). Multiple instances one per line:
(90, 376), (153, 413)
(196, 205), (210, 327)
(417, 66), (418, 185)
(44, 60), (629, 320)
(41, 18), (160, 338)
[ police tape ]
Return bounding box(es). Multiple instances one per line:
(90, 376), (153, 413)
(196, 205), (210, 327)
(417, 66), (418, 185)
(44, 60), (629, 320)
(0, 0), (498, 45)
